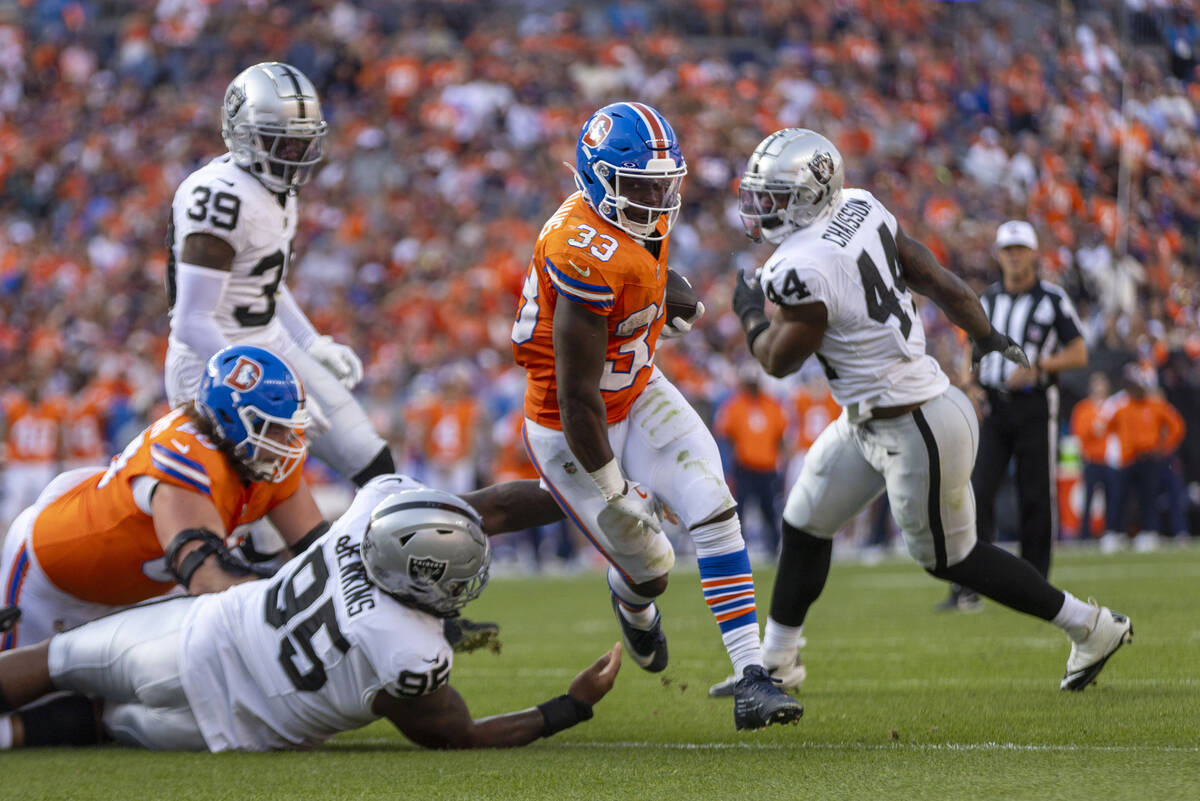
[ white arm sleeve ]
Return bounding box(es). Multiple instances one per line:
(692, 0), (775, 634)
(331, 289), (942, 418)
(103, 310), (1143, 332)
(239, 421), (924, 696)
(173, 261), (231, 357)
(275, 285), (320, 350)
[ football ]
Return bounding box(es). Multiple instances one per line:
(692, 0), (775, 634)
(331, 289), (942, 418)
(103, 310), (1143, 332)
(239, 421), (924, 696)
(665, 269), (699, 322)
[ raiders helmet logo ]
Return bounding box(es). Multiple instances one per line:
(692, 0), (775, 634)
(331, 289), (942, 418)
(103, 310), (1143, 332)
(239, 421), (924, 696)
(224, 356), (264, 392)
(809, 152), (835, 185)
(582, 113), (613, 149)
(408, 555), (448, 584)
(224, 84), (247, 119)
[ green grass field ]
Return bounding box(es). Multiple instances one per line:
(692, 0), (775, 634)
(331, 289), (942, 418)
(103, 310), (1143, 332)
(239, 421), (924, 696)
(6, 547), (1199, 801)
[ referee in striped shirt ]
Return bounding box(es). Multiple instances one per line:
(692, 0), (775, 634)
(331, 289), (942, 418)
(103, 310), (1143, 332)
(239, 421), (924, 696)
(942, 221), (1088, 611)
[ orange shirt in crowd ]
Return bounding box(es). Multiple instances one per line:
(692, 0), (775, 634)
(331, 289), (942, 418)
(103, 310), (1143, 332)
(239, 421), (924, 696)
(65, 385), (110, 465)
(30, 408), (303, 606)
(793, 388), (841, 452)
(715, 390), (788, 473)
(1070, 398), (1111, 465)
(1105, 394), (1186, 466)
(493, 410), (538, 483)
(2, 393), (65, 465)
(425, 398), (481, 467)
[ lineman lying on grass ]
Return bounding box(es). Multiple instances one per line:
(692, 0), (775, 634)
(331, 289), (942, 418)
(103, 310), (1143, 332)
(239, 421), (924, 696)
(0, 476), (620, 751)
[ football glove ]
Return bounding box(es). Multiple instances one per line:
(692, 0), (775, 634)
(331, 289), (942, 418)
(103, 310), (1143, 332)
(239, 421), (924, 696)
(971, 327), (1030, 370)
(596, 480), (664, 554)
(660, 300), (706, 340)
(308, 335), (364, 389)
(732, 269), (767, 328)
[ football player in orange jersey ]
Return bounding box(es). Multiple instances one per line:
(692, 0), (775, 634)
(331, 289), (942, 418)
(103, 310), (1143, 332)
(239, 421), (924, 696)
(0, 345), (327, 651)
(0, 380), (64, 530)
(511, 102), (801, 730)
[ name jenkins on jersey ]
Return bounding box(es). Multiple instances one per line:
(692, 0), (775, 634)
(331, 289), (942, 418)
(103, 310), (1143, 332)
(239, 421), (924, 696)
(759, 188), (949, 414)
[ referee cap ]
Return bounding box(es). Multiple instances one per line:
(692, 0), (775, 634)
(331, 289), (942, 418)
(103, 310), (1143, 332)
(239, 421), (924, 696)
(995, 220), (1038, 251)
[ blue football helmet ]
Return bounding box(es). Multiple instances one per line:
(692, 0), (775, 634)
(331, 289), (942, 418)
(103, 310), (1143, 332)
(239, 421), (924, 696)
(195, 345), (309, 483)
(572, 101), (687, 241)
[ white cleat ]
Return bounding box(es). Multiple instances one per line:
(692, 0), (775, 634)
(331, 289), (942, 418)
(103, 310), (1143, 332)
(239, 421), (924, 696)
(1060, 604), (1133, 691)
(709, 652), (807, 698)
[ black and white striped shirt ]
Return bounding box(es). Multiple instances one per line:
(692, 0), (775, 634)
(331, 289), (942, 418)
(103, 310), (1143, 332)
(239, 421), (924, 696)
(977, 280), (1083, 391)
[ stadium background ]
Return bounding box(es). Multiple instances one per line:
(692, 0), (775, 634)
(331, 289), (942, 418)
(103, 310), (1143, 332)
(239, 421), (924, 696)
(2, 0), (1199, 564)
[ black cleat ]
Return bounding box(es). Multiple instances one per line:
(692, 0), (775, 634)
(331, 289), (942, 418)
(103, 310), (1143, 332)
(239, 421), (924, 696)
(0, 605), (19, 633)
(733, 665), (804, 730)
(611, 594), (668, 672)
(443, 616), (501, 654)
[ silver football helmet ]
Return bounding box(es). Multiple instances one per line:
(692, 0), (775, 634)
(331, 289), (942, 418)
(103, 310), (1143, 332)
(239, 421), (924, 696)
(738, 128), (844, 244)
(221, 62), (327, 194)
(360, 488), (490, 618)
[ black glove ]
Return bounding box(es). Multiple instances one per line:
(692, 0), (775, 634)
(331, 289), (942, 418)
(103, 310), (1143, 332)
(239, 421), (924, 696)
(971, 327), (1030, 369)
(732, 269), (767, 329)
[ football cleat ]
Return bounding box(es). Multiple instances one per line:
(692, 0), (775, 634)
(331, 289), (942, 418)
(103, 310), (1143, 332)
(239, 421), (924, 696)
(733, 665), (804, 730)
(709, 651), (806, 698)
(610, 594), (668, 672)
(443, 617), (501, 654)
(1060, 604), (1132, 691)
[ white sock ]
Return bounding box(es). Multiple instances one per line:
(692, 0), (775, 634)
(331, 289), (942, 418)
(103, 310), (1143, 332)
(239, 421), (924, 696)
(1052, 592), (1099, 641)
(762, 617), (805, 666)
(607, 565), (659, 629)
(0, 715), (13, 749)
(723, 623), (763, 676)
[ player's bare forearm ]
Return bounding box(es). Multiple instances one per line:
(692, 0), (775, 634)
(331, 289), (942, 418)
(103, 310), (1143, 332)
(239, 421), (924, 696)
(752, 302), (828, 378)
(376, 684), (544, 749)
(553, 300), (615, 472)
(185, 558), (257, 594)
(896, 230), (991, 340)
(460, 480), (566, 535)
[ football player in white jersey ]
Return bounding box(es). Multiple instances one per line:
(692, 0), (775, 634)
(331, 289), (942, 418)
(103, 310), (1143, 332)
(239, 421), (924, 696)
(0, 476), (621, 751)
(164, 62), (394, 486)
(709, 129), (1131, 698)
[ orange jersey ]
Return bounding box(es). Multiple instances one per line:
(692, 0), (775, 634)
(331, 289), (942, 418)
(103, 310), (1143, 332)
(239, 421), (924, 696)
(512, 192), (669, 428)
(715, 391), (788, 473)
(1069, 398), (1111, 465)
(65, 389), (109, 464)
(426, 398), (480, 465)
(2, 395), (64, 464)
(1106, 395), (1186, 466)
(30, 408), (302, 606)
(793, 389), (842, 451)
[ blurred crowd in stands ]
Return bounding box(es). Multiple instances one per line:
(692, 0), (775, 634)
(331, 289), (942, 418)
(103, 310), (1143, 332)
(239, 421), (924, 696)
(2, 0), (1198, 563)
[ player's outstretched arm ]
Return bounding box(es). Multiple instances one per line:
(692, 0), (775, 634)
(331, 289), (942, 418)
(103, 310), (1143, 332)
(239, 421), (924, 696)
(896, 227), (1029, 367)
(459, 480), (565, 536)
(375, 643), (622, 749)
(894, 228), (991, 340)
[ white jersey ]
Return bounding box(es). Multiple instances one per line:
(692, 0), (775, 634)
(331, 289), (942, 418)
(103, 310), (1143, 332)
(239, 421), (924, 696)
(168, 155), (296, 342)
(759, 188), (949, 414)
(178, 474), (453, 752)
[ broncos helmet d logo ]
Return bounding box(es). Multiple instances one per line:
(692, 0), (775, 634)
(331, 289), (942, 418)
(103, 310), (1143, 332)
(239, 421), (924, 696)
(582, 113), (613, 149)
(224, 356), (264, 392)
(809, 152), (835, 185)
(408, 555), (448, 584)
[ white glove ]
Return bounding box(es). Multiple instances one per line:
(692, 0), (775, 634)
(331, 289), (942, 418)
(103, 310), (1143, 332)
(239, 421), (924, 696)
(596, 480), (664, 554)
(308, 335), (364, 389)
(660, 300), (706, 340)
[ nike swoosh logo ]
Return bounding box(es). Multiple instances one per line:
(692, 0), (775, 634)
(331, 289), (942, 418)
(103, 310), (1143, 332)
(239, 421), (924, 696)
(215, 178), (235, 187)
(567, 259), (591, 277)
(170, 439), (191, 453)
(633, 487), (648, 499)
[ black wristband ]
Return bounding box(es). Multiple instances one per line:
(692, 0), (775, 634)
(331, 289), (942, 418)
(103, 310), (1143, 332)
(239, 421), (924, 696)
(974, 326), (1008, 353)
(290, 520), (331, 556)
(745, 319), (770, 353)
(537, 694), (594, 737)
(164, 528), (225, 589)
